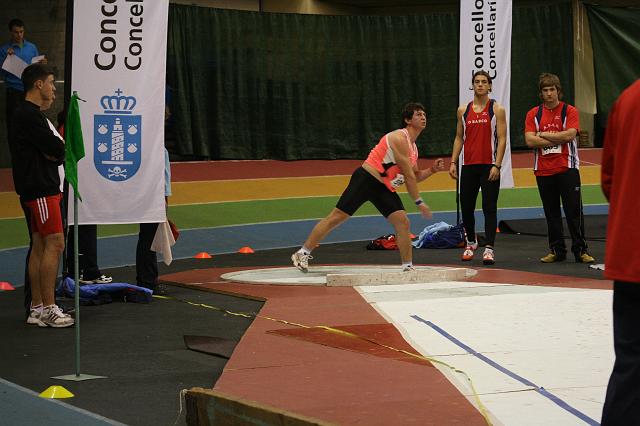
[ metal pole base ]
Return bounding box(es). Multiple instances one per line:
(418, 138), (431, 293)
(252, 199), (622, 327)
(51, 374), (108, 382)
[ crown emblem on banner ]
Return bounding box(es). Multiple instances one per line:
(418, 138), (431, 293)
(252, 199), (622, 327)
(100, 89), (137, 114)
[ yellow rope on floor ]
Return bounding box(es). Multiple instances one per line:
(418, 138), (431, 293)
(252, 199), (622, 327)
(154, 294), (493, 426)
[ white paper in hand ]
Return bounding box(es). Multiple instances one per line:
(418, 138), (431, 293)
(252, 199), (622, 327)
(1, 54), (28, 78)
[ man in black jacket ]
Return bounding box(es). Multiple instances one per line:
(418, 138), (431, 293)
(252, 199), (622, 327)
(8, 63), (73, 327)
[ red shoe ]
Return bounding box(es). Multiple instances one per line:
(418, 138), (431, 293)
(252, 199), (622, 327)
(462, 241), (478, 261)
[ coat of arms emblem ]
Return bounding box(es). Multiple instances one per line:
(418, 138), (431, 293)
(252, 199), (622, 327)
(94, 89), (141, 181)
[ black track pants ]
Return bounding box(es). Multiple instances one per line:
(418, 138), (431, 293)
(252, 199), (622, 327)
(459, 164), (500, 246)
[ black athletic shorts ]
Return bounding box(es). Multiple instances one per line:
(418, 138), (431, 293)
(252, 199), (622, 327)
(336, 167), (405, 218)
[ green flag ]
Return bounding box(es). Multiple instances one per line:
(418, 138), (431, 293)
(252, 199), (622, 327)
(64, 92), (85, 201)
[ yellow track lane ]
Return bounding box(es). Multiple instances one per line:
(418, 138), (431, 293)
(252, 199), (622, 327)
(0, 166), (602, 218)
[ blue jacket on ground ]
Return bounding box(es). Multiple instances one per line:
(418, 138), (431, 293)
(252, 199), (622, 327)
(56, 277), (154, 304)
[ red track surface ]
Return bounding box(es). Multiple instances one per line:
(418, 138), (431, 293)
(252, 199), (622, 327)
(162, 265), (610, 424)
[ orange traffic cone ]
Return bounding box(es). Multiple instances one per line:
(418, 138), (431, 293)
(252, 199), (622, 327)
(194, 252), (212, 259)
(0, 281), (15, 291)
(238, 246), (255, 254)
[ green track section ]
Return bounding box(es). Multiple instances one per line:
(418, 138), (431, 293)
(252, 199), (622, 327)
(0, 185), (607, 250)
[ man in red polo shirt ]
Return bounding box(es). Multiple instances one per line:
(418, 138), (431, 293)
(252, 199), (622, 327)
(524, 73), (594, 264)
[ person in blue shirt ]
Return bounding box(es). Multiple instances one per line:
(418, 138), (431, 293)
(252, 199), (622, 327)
(0, 18), (47, 134)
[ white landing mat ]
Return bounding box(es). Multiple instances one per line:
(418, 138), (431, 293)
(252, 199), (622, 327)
(358, 281), (613, 426)
(221, 265), (476, 286)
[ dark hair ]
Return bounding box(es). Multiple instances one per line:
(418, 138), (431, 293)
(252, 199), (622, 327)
(400, 102), (426, 128)
(9, 18), (24, 31)
(538, 72), (563, 100)
(471, 70), (492, 85)
(22, 63), (54, 92)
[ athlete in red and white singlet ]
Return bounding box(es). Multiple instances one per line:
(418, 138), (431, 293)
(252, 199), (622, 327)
(524, 73), (594, 264)
(449, 70), (507, 265)
(364, 128), (419, 192)
(461, 99), (498, 166)
(525, 101), (580, 177)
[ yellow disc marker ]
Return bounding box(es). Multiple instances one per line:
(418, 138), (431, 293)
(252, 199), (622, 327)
(39, 385), (74, 399)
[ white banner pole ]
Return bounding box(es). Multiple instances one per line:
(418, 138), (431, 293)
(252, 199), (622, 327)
(459, 0), (514, 188)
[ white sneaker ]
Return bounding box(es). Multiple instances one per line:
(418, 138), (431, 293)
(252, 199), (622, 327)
(402, 265), (415, 272)
(80, 274), (113, 284)
(291, 252), (312, 273)
(40, 305), (75, 328)
(26, 309), (44, 326)
(482, 248), (495, 265)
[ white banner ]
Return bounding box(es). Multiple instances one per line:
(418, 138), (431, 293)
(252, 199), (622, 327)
(70, 0), (169, 224)
(459, 0), (514, 188)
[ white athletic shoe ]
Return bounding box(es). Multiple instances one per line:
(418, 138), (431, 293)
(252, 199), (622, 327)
(402, 265), (416, 272)
(92, 274), (113, 284)
(80, 274), (113, 284)
(482, 248), (495, 265)
(26, 309), (45, 326)
(40, 305), (75, 328)
(291, 252), (312, 273)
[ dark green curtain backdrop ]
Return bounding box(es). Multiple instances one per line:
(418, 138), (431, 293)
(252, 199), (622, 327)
(167, 3), (573, 160)
(585, 5), (640, 128)
(510, 1), (574, 149)
(167, 6), (459, 159)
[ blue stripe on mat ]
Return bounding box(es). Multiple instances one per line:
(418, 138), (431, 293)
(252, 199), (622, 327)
(411, 315), (599, 426)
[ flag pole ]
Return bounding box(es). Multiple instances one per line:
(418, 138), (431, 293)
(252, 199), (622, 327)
(73, 191), (80, 376)
(52, 1), (106, 381)
(52, 94), (107, 383)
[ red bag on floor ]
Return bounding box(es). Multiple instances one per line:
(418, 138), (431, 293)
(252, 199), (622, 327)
(366, 234), (398, 250)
